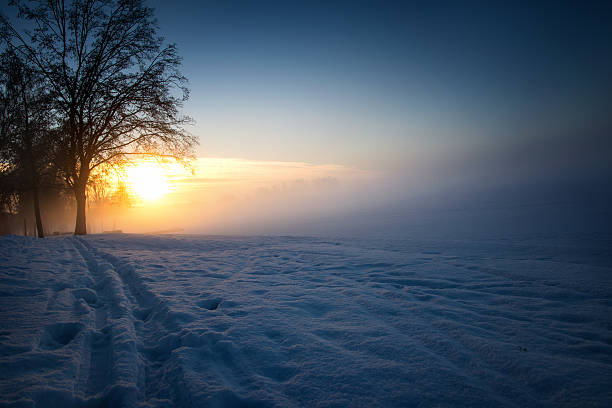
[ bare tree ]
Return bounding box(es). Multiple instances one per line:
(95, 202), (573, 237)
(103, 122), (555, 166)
(0, 49), (52, 237)
(1, 0), (196, 234)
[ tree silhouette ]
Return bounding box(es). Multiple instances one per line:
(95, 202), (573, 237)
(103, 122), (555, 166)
(0, 49), (53, 237)
(1, 0), (196, 235)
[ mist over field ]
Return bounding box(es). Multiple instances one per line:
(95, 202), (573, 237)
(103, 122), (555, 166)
(103, 126), (612, 238)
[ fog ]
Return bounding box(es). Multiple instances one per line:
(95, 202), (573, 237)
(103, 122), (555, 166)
(91, 126), (611, 239)
(94, 158), (376, 235)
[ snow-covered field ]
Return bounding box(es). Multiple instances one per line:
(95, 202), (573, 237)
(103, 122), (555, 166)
(1, 233), (611, 407)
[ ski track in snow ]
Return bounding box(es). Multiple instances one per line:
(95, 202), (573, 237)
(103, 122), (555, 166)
(1, 233), (611, 407)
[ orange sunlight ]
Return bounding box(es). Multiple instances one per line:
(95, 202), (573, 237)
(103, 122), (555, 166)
(125, 160), (172, 202)
(87, 157), (373, 234)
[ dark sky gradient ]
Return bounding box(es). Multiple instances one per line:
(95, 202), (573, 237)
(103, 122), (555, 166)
(147, 0), (612, 171)
(4, 0), (610, 170)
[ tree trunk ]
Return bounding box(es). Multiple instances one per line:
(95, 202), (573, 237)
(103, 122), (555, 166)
(32, 187), (44, 238)
(27, 155), (44, 238)
(74, 184), (87, 235)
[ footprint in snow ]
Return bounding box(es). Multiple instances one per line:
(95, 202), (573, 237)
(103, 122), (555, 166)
(196, 299), (221, 310)
(71, 288), (98, 306)
(39, 322), (84, 350)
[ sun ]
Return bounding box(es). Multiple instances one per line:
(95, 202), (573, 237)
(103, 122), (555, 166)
(125, 161), (171, 201)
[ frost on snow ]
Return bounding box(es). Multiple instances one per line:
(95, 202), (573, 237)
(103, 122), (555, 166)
(0, 234), (611, 407)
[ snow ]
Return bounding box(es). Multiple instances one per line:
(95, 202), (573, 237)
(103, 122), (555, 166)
(1, 233), (611, 407)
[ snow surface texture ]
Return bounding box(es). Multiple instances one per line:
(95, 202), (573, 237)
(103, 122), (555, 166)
(1, 233), (611, 407)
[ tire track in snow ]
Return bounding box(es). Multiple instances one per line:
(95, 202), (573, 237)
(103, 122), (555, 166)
(74, 237), (192, 407)
(71, 237), (142, 406)
(69, 238), (112, 399)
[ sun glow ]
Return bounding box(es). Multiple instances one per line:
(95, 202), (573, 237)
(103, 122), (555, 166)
(125, 160), (171, 202)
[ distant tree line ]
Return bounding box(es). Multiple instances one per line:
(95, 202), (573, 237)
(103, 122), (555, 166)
(0, 0), (195, 236)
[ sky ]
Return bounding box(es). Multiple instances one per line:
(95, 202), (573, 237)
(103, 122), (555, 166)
(143, 0), (612, 235)
(3, 0), (611, 235)
(147, 0), (612, 173)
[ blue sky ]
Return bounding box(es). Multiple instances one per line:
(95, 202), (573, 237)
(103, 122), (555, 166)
(147, 0), (612, 174)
